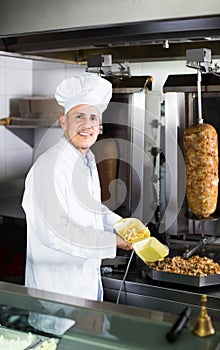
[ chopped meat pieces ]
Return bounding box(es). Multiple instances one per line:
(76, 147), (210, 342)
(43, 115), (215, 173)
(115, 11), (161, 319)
(148, 255), (220, 276)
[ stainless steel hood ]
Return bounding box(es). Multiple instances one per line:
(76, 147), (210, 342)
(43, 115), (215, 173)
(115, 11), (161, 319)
(0, 0), (220, 63)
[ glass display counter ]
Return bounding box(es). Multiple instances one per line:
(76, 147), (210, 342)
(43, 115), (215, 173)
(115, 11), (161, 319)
(0, 281), (220, 349)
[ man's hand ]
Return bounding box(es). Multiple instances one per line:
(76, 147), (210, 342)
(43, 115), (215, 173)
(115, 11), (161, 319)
(116, 235), (133, 250)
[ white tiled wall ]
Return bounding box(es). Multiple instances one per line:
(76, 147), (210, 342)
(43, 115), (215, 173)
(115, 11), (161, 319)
(31, 59), (195, 103)
(32, 60), (86, 156)
(0, 55), (33, 118)
(0, 54), (33, 190)
(129, 61), (193, 95)
(32, 60), (86, 96)
(1, 53), (219, 186)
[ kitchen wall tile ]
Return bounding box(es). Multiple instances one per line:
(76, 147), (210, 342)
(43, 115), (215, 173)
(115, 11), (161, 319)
(0, 66), (6, 95)
(6, 68), (32, 96)
(0, 126), (6, 150)
(33, 64), (88, 95)
(0, 55), (6, 67)
(130, 62), (143, 76)
(5, 95), (11, 117)
(33, 60), (65, 70)
(129, 60), (193, 95)
(6, 147), (33, 179)
(5, 56), (33, 70)
(0, 96), (7, 118)
(33, 69), (66, 95)
(65, 65), (86, 77)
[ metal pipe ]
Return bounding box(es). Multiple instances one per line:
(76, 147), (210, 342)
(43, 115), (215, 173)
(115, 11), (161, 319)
(201, 222), (205, 239)
(116, 250), (135, 304)
(197, 69), (203, 124)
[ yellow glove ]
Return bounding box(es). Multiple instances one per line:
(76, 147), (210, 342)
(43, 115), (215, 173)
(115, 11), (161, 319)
(114, 218), (150, 243)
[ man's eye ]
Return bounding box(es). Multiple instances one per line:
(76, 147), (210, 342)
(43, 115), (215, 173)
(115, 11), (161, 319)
(76, 115), (84, 119)
(91, 116), (98, 122)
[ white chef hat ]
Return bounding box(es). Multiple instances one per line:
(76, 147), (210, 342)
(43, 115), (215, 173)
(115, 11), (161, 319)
(55, 74), (112, 115)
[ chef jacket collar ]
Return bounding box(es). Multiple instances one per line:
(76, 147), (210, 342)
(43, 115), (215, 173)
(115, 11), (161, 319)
(62, 135), (95, 170)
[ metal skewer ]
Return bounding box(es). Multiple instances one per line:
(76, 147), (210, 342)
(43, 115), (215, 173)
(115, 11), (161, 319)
(197, 68), (203, 124)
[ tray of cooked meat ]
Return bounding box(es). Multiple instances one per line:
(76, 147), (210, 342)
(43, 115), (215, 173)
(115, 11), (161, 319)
(140, 255), (220, 287)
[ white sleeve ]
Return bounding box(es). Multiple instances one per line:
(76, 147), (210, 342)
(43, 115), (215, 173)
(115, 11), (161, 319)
(101, 204), (122, 231)
(22, 164), (116, 260)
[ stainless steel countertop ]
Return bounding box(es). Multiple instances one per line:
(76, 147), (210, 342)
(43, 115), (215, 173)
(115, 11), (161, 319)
(102, 270), (220, 320)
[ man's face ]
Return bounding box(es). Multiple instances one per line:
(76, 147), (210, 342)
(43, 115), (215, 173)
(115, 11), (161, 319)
(60, 104), (101, 154)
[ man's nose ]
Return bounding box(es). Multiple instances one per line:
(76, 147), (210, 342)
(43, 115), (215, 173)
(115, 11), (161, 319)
(81, 122), (93, 129)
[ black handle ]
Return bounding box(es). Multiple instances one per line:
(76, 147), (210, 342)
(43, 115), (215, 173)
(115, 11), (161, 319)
(166, 307), (191, 343)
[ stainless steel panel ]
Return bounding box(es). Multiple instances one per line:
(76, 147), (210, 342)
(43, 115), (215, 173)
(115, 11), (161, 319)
(164, 92), (187, 235)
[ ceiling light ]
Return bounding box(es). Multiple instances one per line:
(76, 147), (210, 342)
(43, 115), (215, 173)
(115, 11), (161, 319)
(163, 40), (169, 49)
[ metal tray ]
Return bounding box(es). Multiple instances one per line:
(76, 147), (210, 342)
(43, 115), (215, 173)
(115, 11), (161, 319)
(140, 260), (220, 287)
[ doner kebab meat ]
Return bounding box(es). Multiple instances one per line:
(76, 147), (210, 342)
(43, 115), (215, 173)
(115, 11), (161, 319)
(183, 123), (219, 217)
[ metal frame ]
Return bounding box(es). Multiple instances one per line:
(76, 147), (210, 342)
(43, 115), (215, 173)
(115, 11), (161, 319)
(164, 75), (220, 238)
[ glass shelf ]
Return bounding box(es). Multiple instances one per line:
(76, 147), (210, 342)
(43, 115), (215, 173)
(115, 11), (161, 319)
(1, 281), (220, 349)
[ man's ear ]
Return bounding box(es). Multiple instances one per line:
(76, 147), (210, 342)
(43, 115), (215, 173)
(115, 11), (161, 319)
(60, 115), (67, 131)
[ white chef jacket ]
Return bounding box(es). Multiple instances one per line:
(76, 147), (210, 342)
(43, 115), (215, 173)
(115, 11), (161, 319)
(22, 136), (121, 301)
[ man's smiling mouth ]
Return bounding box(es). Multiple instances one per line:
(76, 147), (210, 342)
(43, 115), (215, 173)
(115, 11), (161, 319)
(79, 131), (92, 136)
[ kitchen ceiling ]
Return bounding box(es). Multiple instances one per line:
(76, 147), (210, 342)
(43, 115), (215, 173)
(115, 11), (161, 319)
(1, 15), (220, 63)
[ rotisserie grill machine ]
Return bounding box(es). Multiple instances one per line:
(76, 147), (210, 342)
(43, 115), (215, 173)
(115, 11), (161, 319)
(141, 49), (220, 288)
